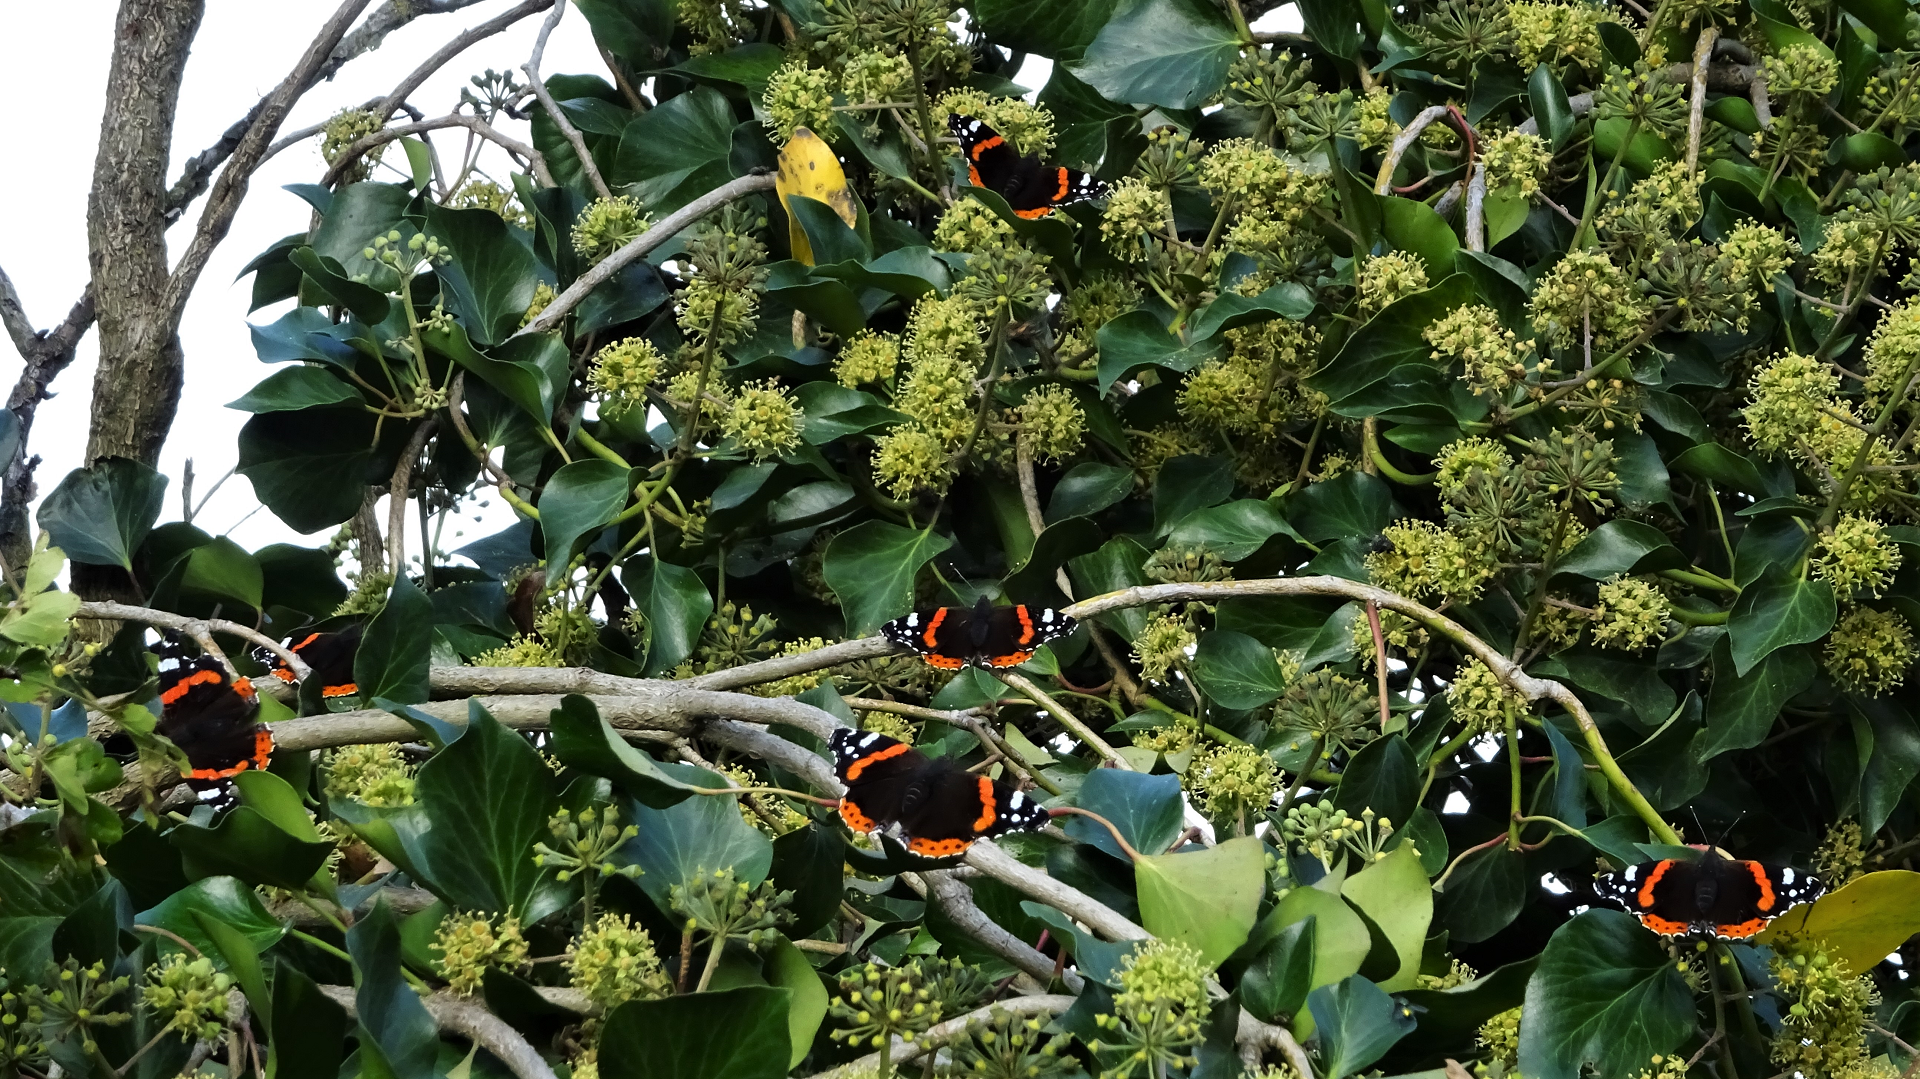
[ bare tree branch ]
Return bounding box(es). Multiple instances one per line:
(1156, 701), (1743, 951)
(1686, 26), (1721, 174)
(0, 264), (38, 360)
(386, 418), (438, 580)
(522, 0), (613, 199)
(511, 172), (779, 339)
(0, 277), (97, 566)
(374, 0), (555, 120)
(905, 870), (1083, 991)
(73, 601), (311, 680)
(320, 113), (554, 189)
(316, 985), (557, 1079)
(162, 0), (377, 327)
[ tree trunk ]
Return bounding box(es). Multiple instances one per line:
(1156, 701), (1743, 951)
(84, 0), (205, 469)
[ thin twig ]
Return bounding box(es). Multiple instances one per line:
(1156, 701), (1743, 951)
(511, 173), (778, 339)
(522, 0), (612, 199)
(375, 0), (555, 120)
(386, 419), (439, 580)
(317, 986), (558, 1079)
(1374, 106), (1450, 195)
(994, 669), (1130, 769)
(320, 113), (555, 188)
(1365, 601), (1391, 731)
(74, 602), (310, 682)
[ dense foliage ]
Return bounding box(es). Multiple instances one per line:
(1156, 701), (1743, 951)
(6, 0), (1920, 1076)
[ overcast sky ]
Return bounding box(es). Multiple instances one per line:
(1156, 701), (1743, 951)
(0, 0), (605, 563)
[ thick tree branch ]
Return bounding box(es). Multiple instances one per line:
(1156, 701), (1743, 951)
(521, 0), (612, 199)
(510, 173), (779, 339)
(316, 985), (557, 1079)
(905, 870), (1083, 992)
(386, 418), (438, 580)
(0, 281), (97, 567)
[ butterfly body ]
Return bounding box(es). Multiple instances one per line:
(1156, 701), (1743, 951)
(255, 623), (363, 698)
(950, 115), (1107, 219)
(154, 638), (274, 783)
(880, 595), (1076, 670)
(831, 728), (1052, 856)
(1593, 845), (1823, 939)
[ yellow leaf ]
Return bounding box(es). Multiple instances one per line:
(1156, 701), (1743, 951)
(775, 127), (857, 266)
(1758, 870), (1920, 972)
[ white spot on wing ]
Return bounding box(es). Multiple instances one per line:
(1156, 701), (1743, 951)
(860, 732), (881, 747)
(1781, 868), (1795, 884)
(1624, 866), (1638, 881)
(1009, 791), (1025, 809)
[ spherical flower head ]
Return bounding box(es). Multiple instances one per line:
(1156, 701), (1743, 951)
(1598, 161), (1703, 242)
(895, 350), (976, 445)
(839, 50), (913, 107)
(1144, 544), (1231, 584)
(1014, 384), (1086, 462)
(1132, 423), (1214, 482)
(1356, 87), (1397, 149)
(763, 62), (836, 142)
(1356, 251), (1430, 315)
(906, 293), (987, 370)
(1114, 939), (1210, 1016)
(1274, 667), (1375, 744)
(1719, 223), (1799, 289)
(1196, 139), (1296, 205)
(1101, 178), (1170, 258)
(1448, 660), (1527, 735)
(933, 199), (1017, 255)
(1133, 612), (1197, 682)
(589, 338), (665, 421)
(1814, 515), (1903, 598)
(569, 913), (671, 1009)
(1814, 818), (1867, 886)
(1132, 713), (1202, 754)
(676, 274), (760, 348)
(1509, 1), (1611, 70)
(571, 196), (652, 265)
(142, 953), (233, 1042)
(1764, 44), (1839, 101)
(835, 331), (901, 388)
(857, 713), (916, 745)
(1065, 273), (1142, 335)
(1425, 304), (1532, 396)
(1591, 575), (1670, 651)
(1477, 1006), (1522, 1066)
(1810, 215), (1884, 286)
(941, 92), (1058, 156)
(1744, 351), (1841, 457)
(451, 177), (531, 229)
(1529, 250), (1650, 349)
(1434, 437), (1514, 495)
(1824, 606), (1915, 695)
(1864, 297), (1920, 408)
(1187, 741), (1281, 820)
(1768, 937), (1881, 1079)
(1178, 355), (1262, 430)
(472, 634), (567, 668)
(324, 743), (417, 807)
(1366, 519), (1492, 602)
(520, 281), (557, 329)
(873, 423), (954, 498)
(432, 911), (528, 995)
(321, 108), (385, 179)
(1481, 130), (1551, 197)
(955, 243), (1054, 314)
(721, 379), (804, 460)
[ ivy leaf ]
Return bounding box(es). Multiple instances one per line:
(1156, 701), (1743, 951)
(622, 761), (773, 908)
(1136, 836), (1266, 966)
(1069, 0), (1241, 110)
(1189, 631), (1288, 709)
(1518, 910), (1694, 1079)
(1308, 976), (1418, 1079)
(355, 576), (433, 707)
(1340, 843), (1433, 991)
(1065, 769), (1185, 861)
(823, 521), (954, 636)
(410, 702), (558, 915)
(37, 458), (167, 572)
(538, 460), (634, 566)
(1727, 564), (1836, 676)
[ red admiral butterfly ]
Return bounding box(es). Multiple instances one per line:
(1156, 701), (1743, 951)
(950, 115), (1108, 220)
(830, 728), (1052, 856)
(1593, 845), (1824, 939)
(154, 638), (274, 782)
(254, 623), (363, 699)
(880, 596), (1076, 670)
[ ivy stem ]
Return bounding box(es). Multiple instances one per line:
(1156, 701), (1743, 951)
(696, 933), (726, 993)
(1277, 736), (1324, 815)
(1048, 806), (1145, 861)
(1569, 118), (1638, 253)
(1505, 714), (1523, 849)
(995, 669), (1130, 769)
(1365, 601), (1391, 732)
(1816, 345), (1919, 530)
(573, 424), (630, 468)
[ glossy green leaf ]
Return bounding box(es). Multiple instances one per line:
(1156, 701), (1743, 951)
(136, 876), (287, 958)
(1268, 883), (1372, 991)
(612, 87), (740, 213)
(168, 778), (334, 891)
(765, 939), (828, 1069)
(1435, 843), (1528, 943)
(601, 986), (791, 1079)
(38, 458), (167, 571)
(269, 962), (348, 1079)
(1308, 274), (1474, 404)
(1136, 836), (1266, 967)
(1047, 462), (1137, 522)
(626, 557), (713, 676)
(1552, 520), (1686, 580)
(288, 247), (391, 323)
(539, 459), (633, 564)
(1186, 283), (1315, 341)
(1069, 0), (1239, 109)
(427, 205), (540, 346)
(1287, 471), (1395, 543)
(622, 760), (773, 907)
(1380, 197), (1461, 277)
(411, 701), (558, 913)
(349, 900), (440, 1079)
(770, 826), (845, 938)
(1064, 769), (1185, 861)
(226, 366), (364, 413)
(235, 406), (381, 533)
(974, 0), (1119, 55)
(1238, 917), (1315, 1023)
(1332, 735), (1418, 827)
(356, 575), (432, 706)
(1528, 63), (1574, 149)
(1151, 454), (1236, 537)
(1309, 975), (1418, 1079)
(823, 520), (954, 636)
(1700, 640), (1814, 758)
(425, 321), (569, 427)
(179, 536), (263, 611)
(547, 695), (700, 807)
(1165, 499), (1299, 560)
(1095, 309), (1227, 393)
(1189, 631), (1289, 709)
(1727, 563), (1836, 676)
(1296, 0), (1361, 58)
(1519, 910), (1694, 1079)
(1340, 843), (1432, 991)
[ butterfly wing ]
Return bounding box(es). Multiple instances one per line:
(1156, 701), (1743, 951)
(156, 650), (271, 781)
(1594, 859), (1698, 936)
(979, 605), (1078, 668)
(897, 767), (1052, 856)
(1007, 165), (1107, 219)
(298, 624), (364, 697)
(880, 607), (973, 669)
(950, 115), (1023, 194)
(830, 729), (936, 833)
(1702, 861), (1824, 939)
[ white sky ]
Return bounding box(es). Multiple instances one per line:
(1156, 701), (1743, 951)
(0, 0), (604, 560)
(0, 2), (1303, 569)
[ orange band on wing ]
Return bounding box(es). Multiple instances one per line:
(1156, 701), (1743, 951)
(186, 729), (274, 780)
(1015, 606), (1035, 646)
(1743, 861), (1776, 911)
(845, 741), (911, 782)
(1012, 205), (1054, 220)
(321, 682), (359, 698)
(839, 798), (878, 833)
(1714, 918), (1771, 939)
(160, 669), (224, 705)
(1638, 914), (1690, 936)
(908, 836), (973, 856)
(1637, 860), (1673, 909)
(292, 633), (323, 652)
(986, 651), (1036, 668)
(969, 135), (1004, 160)
(972, 776), (997, 833)
(921, 608), (948, 650)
